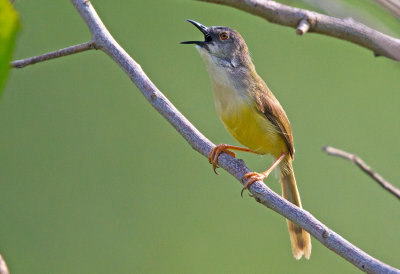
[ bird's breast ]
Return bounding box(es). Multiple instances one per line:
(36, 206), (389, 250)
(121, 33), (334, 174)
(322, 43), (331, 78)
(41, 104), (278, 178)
(210, 77), (286, 157)
(198, 51), (287, 157)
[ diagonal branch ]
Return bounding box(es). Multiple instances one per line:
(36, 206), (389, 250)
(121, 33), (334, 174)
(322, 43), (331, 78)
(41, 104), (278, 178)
(324, 146), (400, 200)
(11, 0), (399, 273)
(68, 1), (400, 273)
(198, 0), (400, 61)
(11, 41), (96, 68)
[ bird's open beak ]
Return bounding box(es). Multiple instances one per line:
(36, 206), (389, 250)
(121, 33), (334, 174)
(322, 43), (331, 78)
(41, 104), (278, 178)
(180, 19), (210, 46)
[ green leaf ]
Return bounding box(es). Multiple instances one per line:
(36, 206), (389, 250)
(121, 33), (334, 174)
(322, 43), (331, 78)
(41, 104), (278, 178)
(0, 0), (19, 97)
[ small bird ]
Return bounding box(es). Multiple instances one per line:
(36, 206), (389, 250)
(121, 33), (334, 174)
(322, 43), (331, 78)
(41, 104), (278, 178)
(181, 19), (311, 259)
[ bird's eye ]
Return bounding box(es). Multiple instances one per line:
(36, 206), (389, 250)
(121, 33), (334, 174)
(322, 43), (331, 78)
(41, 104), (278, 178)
(219, 32), (229, 40)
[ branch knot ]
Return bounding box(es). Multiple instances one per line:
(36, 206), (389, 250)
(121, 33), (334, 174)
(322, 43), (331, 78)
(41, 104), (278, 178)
(296, 14), (316, 35)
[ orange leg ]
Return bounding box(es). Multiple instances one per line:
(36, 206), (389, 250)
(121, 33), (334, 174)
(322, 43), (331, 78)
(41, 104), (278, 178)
(241, 152), (286, 197)
(208, 144), (260, 174)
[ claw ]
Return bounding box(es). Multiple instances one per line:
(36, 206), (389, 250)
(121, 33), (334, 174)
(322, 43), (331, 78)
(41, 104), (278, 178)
(208, 148), (215, 164)
(241, 172), (267, 197)
(240, 152), (287, 197)
(208, 144), (237, 174)
(208, 144), (261, 175)
(208, 146), (220, 174)
(212, 163), (219, 175)
(240, 187), (246, 198)
(242, 172), (258, 182)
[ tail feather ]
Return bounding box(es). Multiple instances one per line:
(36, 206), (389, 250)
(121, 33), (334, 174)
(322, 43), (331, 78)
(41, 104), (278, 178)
(279, 158), (311, 260)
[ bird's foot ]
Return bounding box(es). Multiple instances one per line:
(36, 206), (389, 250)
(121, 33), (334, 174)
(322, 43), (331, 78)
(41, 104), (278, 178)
(241, 172), (269, 197)
(208, 144), (236, 174)
(240, 152), (286, 197)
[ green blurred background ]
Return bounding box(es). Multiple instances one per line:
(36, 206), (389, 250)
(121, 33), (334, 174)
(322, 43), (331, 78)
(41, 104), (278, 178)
(1, 0), (400, 273)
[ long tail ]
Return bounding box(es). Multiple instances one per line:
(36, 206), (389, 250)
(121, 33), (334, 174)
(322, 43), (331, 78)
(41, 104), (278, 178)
(279, 157), (311, 260)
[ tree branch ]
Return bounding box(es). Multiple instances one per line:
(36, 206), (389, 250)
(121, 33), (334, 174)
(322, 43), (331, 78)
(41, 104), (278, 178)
(11, 41), (95, 68)
(198, 0), (400, 61)
(69, 1), (400, 272)
(0, 254), (9, 274)
(11, 0), (399, 272)
(371, 0), (400, 20)
(323, 146), (400, 200)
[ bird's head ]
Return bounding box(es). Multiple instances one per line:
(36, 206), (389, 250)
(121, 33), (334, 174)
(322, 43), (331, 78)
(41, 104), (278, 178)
(181, 19), (251, 68)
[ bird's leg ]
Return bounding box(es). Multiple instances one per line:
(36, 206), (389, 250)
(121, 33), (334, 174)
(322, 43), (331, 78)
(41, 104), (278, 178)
(241, 152), (286, 197)
(208, 144), (260, 174)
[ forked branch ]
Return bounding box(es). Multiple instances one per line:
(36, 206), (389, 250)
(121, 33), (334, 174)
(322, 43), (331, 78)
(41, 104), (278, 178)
(324, 146), (400, 200)
(69, 1), (399, 272)
(198, 0), (400, 61)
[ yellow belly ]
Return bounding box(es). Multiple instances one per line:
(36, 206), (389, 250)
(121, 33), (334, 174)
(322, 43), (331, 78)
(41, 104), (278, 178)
(219, 102), (287, 157)
(200, 50), (287, 157)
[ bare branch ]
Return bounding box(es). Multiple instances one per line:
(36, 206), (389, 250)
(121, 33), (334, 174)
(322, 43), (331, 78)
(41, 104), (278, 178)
(323, 146), (400, 200)
(371, 0), (400, 20)
(198, 0), (400, 61)
(68, 0), (400, 272)
(0, 254), (9, 274)
(9, 0), (396, 272)
(300, 0), (397, 36)
(11, 41), (95, 68)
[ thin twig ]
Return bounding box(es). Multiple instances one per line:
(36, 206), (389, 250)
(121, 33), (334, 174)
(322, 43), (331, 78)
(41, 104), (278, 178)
(296, 18), (311, 35)
(66, 1), (400, 273)
(11, 41), (96, 68)
(0, 254), (9, 274)
(299, 0), (397, 36)
(198, 0), (400, 61)
(323, 146), (400, 200)
(371, 0), (400, 20)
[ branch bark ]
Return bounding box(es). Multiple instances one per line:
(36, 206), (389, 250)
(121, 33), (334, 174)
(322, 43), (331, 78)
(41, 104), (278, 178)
(0, 254), (9, 274)
(198, 0), (400, 61)
(11, 41), (95, 68)
(324, 146), (400, 200)
(10, 0), (400, 273)
(69, 1), (399, 272)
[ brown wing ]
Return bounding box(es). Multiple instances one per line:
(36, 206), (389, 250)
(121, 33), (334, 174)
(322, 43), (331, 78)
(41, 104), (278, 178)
(253, 83), (295, 159)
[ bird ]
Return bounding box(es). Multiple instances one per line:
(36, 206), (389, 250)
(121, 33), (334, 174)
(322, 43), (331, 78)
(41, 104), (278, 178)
(181, 19), (311, 260)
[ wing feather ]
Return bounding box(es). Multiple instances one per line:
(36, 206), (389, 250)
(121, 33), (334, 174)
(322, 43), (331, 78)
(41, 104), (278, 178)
(252, 83), (295, 159)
